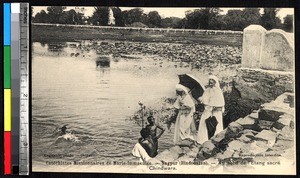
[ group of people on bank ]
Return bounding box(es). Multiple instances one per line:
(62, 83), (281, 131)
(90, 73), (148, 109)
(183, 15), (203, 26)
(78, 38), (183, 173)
(132, 75), (225, 162)
(174, 75), (225, 145)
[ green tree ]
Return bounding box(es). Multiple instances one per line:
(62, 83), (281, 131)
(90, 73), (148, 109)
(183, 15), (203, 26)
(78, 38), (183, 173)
(141, 13), (149, 26)
(261, 8), (281, 30)
(121, 10), (129, 25)
(73, 7), (85, 25)
(175, 18), (187, 29)
(58, 9), (84, 24)
(218, 8), (261, 31)
(33, 10), (49, 23)
(91, 7), (109, 26)
(122, 8), (144, 25)
(206, 8), (222, 29)
(242, 8), (261, 27)
(185, 9), (202, 29)
(283, 15), (293, 32)
(112, 7), (124, 26)
(208, 15), (225, 30)
(222, 10), (245, 30)
(147, 11), (162, 28)
(47, 6), (66, 23)
(161, 17), (182, 28)
(184, 8), (221, 29)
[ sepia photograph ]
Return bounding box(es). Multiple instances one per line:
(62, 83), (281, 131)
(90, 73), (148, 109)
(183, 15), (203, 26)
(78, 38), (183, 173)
(31, 6), (295, 174)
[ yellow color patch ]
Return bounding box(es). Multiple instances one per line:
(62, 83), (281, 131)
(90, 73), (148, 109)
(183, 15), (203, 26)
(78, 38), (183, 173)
(4, 89), (11, 131)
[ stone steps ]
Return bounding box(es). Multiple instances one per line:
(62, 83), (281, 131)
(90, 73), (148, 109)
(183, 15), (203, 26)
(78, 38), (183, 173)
(154, 92), (295, 171)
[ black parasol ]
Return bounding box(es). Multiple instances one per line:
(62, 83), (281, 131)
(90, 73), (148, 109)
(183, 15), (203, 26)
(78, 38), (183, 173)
(178, 74), (205, 101)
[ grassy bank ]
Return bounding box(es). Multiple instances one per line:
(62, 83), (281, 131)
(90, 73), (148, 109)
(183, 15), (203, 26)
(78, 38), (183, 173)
(31, 24), (243, 46)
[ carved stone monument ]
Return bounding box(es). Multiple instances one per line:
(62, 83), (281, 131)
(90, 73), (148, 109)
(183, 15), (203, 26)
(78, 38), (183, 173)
(242, 25), (294, 71)
(260, 29), (294, 71)
(242, 25), (266, 69)
(237, 25), (294, 102)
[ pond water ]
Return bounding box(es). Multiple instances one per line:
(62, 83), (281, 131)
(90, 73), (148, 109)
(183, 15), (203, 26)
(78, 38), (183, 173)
(32, 41), (232, 170)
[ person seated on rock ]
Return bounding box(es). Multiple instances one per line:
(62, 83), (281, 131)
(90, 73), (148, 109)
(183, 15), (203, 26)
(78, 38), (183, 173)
(145, 115), (165, 152)
(139, 128), (158, 158)
(132, 128), (158, 162)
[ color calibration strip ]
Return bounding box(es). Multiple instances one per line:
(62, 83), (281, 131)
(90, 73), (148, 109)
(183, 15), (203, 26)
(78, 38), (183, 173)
(3, 3), (30, 175)
(4, 3), (12, 175)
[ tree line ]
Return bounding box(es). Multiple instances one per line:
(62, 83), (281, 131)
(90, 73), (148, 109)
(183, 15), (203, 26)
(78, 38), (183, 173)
(32, 7), (293, 32)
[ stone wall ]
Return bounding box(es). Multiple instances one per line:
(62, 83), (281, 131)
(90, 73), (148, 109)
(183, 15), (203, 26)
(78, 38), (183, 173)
(236, 68), (294, 102)
(195, 92), (295, 173)
(32, 23), (243, 35)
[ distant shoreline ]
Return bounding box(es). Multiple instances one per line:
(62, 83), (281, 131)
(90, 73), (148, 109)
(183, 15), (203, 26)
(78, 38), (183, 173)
(31, 23), (243, 46)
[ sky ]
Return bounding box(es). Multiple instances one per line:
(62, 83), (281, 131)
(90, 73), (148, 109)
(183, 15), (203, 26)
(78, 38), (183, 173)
(32, 7), (294, 21)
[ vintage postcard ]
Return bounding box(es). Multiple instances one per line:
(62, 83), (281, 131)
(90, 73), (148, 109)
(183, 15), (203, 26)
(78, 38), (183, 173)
(31, 6), (296, 175)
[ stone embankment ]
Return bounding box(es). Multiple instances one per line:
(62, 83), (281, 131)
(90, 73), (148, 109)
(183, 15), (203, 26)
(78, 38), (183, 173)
(33, 23), (243, 35)
(154, 92), (295, 173)
(32, 23), (243, 46)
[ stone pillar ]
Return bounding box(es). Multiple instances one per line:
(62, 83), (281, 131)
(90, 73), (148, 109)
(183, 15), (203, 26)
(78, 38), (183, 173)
(242, 25), (266, 69)
(260, 29), (294, 71)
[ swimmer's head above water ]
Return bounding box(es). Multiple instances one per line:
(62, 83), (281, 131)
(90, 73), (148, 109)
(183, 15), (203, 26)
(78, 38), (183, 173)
(61, 125), (68, 134)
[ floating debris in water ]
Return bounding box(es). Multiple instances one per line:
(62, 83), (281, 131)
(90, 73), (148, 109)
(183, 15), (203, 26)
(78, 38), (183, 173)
(96, 56), (111, 68)
(78, 41), (242, 69)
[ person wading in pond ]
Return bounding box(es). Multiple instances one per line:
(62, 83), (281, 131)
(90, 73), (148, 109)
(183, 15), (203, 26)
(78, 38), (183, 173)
(197, 75), (225, 144)
(60, 125), (68, 136)
(173, 84), (197, 145)
(145, 116), (165, 153)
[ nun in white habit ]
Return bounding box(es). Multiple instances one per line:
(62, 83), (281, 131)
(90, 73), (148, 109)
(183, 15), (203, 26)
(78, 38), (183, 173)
(173, 84), (196, 145)
(197, 75), (225, 144)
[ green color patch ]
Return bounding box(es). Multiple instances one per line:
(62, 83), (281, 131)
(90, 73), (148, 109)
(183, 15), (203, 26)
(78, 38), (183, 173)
(4, 46), (11, 88)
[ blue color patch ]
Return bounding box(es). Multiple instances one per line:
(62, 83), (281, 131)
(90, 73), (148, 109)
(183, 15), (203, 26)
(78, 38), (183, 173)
(4, 3), (11, 45)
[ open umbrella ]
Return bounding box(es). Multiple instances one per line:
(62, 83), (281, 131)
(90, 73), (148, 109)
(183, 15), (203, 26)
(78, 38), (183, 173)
(178, 74), (205, 101)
